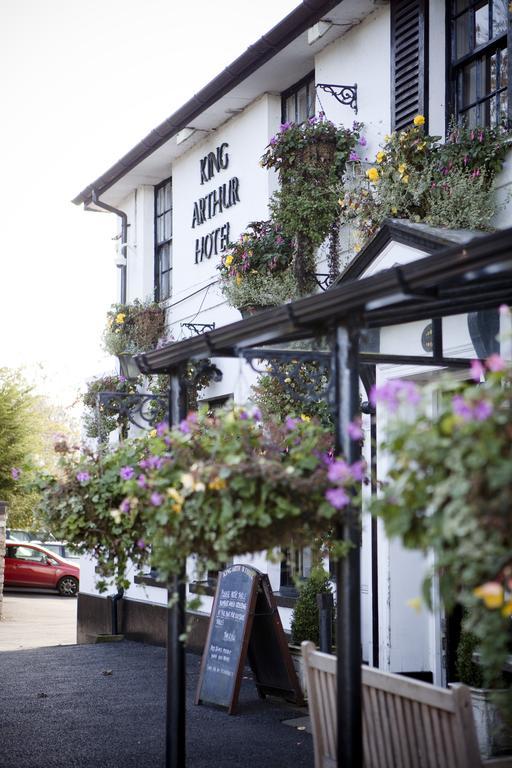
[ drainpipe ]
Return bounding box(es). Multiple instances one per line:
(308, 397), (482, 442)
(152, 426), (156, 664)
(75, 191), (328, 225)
(111, 587), (124, 636)
(91, 190), (128, 304)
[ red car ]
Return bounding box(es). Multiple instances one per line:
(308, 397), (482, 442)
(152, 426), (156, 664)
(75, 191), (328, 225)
(3, 541), (80, 596)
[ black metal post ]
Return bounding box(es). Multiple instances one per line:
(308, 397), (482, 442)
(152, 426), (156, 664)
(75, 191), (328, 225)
(317, 592), (334, 654)
(333, 323), (362, 768)
(166, 371), (187, 768)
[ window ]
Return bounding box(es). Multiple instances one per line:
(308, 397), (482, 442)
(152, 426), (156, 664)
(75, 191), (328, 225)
(155, 178), (172, 301)
(282, 72), (316, 124)
(449, 1), (510, 127)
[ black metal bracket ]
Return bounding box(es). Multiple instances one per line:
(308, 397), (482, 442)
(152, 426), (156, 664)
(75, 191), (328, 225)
(97, 391), (167, 431)
(312, 272), (337, 292)
(316, 83), (357, 113)
(181, 322), (215, 336)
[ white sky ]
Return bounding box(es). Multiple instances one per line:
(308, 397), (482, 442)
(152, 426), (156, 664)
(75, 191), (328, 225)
(0, 0), (298, 406)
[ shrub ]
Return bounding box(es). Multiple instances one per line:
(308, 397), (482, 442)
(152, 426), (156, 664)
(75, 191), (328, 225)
(291, 566), (334, 646)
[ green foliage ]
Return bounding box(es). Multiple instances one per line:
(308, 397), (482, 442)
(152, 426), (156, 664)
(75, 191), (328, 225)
(251, 359), (332, 426)
(370, 361), (512, 688)
(30, 438), (151, 592)
(31, 407), (362, 590)
(103, 298), (166, 356)
(456, 612), (484, 688)
(291, 566), (334, 646)
(220, 267), (298, 311)
(341, 117), (510, 247)
(82, 374), (142, 440)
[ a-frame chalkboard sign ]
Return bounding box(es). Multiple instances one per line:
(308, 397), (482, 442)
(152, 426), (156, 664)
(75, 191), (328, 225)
(195, 564), (303, 714)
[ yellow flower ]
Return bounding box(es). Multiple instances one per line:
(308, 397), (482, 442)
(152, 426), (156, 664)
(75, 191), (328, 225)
(502, 600), (512, 618)
(413, 114), (425, 126)
(180, 473), (205, 493)
(417, 142), (426, 151)
(366, 167), (379, 183)
(391, 206), (398, 214)
(406, 597), (422, 613)
(224, 254), (233, 267)
(208, 477), (227, 491)
(398, 163), (407, 175)
(338, 198), (345, 207)
(149, 429), (157, 438)
(300, 414), (311, 422)
(401, 174), (409, 184)
(167, 487), (184, 505)
(354, 242), (361, 253)
(235, 275), (242, 285)
(376, 150), (386, 164)
(384, 134), (391, 142)
(115, 312), (126, 324)
(474, 582), (504, 609)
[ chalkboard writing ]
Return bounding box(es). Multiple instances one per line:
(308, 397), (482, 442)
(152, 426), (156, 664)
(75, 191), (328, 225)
(195, 565), (259, 713)
(196, 565), (303, 714)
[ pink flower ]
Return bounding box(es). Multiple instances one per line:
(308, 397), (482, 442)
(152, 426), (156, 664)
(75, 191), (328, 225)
(452, 395), (473, 421)
(156, 421), (169, 436)
(136, 539), (146, 550)
(150, 492), (163, 507)
(137, 474), (148, 489)
(327, 459), (351, 484)
(486, 354), (505, 373)
(325, 487), (350, 509)
(76, 471), (90, 483)
(350, 461), (365, 482)
(473, 400), (493, 421)
(347, 419), (364, 440)
(370, 380), (420, 412)
(120, 498), (131, 514)
(470, 359), (485, 382)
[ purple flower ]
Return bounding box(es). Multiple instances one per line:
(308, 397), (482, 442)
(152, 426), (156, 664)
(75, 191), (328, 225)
(348, 419), (364, 440)
(120, 466), (135, 480)
(359, 136), (367, 147)
(119, 375), (127, 384)
(470, 359), (485, 382)
(139, 458), (150, 469)
(285, 416), (299, 431)
(136, 539), (146, 550)
(120, 498), (131, 514)
(279, 121), (293, 133)
(76, 471), (90, 483)
(10, 467), (21, 480)
(150, 492), (163, 507)
(156, 421), (169, 436)
(137, 474), (148, 489)
(239, 410), (249, 420)
(452, 395), (473, 421)
(179, 419), (191, 434)
(350, 461), (365, 482)
(147, 455), (164, 470)
(370, 380), (420, 412)
(325, 487), (350, 509)
(486, 354), (505, 373)
(269, 135), (277, 146)
(327, 459), (351, 484)
(252, 407), (262, 422)
(349, 150), (360, 162)
(308, 115), (318, 125)
(473, 400), (493, 421)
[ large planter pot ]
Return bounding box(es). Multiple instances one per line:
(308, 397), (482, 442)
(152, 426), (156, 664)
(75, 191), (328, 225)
(238, 305), (274, 319)
(469, 687), (512, 758)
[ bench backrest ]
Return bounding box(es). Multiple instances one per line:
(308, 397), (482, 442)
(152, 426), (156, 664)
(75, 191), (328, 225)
(301, 641), (482, 768)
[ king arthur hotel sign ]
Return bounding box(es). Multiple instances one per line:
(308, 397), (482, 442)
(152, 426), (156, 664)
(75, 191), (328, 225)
(192, 142), (240, 264)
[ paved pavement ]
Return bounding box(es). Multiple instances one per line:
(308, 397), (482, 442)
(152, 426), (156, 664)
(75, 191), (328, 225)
(0, 592), (77, 650)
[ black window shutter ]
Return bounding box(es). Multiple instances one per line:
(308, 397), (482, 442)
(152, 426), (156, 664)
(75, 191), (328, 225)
(391, 0), (428, 131)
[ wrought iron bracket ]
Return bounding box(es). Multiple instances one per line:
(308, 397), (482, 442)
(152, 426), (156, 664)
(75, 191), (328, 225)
(312, 273), (337, 292)
(97, 391), (167, 431)
(316, 83), (357, 113)
(181, 322), (215, 336)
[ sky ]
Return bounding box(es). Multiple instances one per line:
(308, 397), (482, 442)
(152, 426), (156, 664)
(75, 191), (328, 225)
(0, 0), (298, 407)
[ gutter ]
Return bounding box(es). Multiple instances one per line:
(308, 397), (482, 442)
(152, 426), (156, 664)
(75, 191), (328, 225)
(91, 190), (128, 304)
(72, 0), (343, 207)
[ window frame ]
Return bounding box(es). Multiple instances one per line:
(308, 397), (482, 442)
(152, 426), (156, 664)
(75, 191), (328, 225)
(446, 0), (511, 128)
(281, 70), (316, 124)
(154, 177), (173, 302)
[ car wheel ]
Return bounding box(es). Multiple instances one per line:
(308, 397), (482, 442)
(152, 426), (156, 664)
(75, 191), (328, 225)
(57, 576), (79, 596)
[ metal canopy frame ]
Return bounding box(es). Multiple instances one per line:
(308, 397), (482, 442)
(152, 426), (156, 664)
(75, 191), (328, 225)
(134, 226), (512, 768)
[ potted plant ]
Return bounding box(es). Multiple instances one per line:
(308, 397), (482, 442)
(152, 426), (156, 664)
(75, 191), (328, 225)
(218, 220), (296, 315)
(455, 617), (512, 758)
(261, 115), (363, 294)
(103, 299), (167, 357)
(340, 117), (511, 249)
(289, 566), (335, 695)
(370, 353), (512, 750)
(82, 373), (142, 440)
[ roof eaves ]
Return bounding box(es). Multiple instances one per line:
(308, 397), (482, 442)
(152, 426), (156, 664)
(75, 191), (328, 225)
(72, 0), (343, 207)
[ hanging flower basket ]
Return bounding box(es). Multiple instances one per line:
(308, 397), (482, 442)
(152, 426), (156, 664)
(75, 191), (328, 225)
(103, 300), (167, 356)
(297, 139), (337, 167)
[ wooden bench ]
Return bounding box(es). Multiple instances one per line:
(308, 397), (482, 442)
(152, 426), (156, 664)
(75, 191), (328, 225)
(302, 640), (483, 768)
